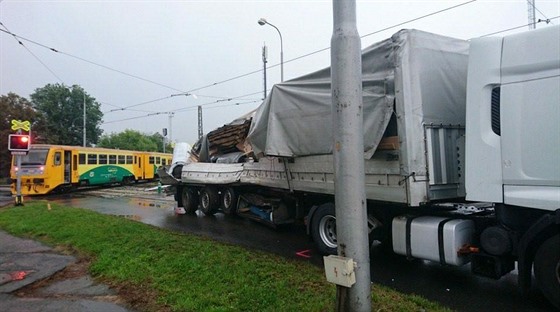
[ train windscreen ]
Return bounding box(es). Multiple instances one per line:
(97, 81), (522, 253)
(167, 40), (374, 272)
(13, 149), (49, 166)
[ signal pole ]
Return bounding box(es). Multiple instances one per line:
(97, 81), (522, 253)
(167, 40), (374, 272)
(15, 130), (23, 206)
(9, 120), (31, 206)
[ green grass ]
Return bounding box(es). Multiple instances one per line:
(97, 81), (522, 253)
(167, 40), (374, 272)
(0, 201), (450, 312)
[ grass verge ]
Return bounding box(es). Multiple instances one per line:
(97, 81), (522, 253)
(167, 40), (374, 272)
(0, 201), (450, 312)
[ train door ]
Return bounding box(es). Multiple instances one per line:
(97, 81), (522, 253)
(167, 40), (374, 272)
(144, 155), (155, 179)
(71, 151), (78, 184)
(63, 150), (71, 183)
(134, 153), (144, 180)
(52, 149), (64, 186)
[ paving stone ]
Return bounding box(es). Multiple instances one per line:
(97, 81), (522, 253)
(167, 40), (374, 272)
(0, 294), (131, 312)
(0, 230), (52, 253)
(38, 276), (115, 296)
(0, 253), (75, 293)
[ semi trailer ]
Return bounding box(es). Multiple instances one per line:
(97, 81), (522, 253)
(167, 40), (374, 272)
(162, 26), (559, 308)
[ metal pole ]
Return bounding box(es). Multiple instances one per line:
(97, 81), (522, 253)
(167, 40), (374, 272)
(527, 0), (536, 29)
(259, 19), (283, 82)
(15, 154), (22, 205)
(198, 105), (203, 139)
(269, 24), (284, 82)
(15, 129), (23, 206)
(280, 39), (284, 82)
(331, 0), (371, 311)
(83, 91), (86, 147)
(263, 44), (268, 98)
(168, 113), (174, 142)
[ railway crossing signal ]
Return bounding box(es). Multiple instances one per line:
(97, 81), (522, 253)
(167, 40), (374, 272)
(8, 134), (31, 152)
(10, 119), (31, 206)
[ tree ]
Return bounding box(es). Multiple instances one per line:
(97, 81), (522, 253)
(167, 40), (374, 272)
(98, 129), (171, 152)
(0, 93), (42, 178)
(30, 84), (103, 146)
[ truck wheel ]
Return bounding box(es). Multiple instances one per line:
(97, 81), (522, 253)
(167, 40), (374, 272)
(181, 187), (198, 214)
(200, 186), (219, 216)
(311, 203), (337, 255)
(534, 234), (560, 309)
(221, 187), (238, 215)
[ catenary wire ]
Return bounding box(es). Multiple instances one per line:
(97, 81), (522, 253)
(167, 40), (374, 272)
(481, 16), (559, 37)
(94, 0), (480, 115)
(527, 0), (555, 24)
(0, 27), (186, 93)
(0, 22), (65, 83)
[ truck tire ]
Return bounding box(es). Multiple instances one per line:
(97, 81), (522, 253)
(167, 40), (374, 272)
(534, 234), (560, 310)
(221, 187), (238, 215)
(181, 187), (198, 214)
(200, 186), (219, 216)
(311, 203), (337, 255)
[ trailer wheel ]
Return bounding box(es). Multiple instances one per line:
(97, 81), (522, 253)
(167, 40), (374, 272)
(311, 203), (337, 255)
(534, 234), (560, 309)
(200, 186), (220, 216)
(181, 187), (198, 214)
(221, 187), (238, 215)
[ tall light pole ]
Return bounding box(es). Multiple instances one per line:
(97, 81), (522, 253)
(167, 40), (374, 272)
(258, 18), (283, 82)
(83, 91), (86, 147)
(262, 43), (268, 98)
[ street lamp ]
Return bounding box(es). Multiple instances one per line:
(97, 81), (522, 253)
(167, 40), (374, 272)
(258, 18), (284, 82)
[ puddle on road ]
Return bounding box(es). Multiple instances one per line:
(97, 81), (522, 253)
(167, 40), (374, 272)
(111, 199), (176, 222)
(117, 215), (142, 221)
(133, 198), (174, 210)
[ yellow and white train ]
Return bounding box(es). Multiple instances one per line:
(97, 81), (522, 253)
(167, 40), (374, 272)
(10, 144), (172, 195)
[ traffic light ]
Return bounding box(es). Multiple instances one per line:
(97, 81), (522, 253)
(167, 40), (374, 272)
(8, 134), (31, 151)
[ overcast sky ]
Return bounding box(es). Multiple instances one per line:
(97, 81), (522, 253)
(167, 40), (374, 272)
(1, 0), (558, 145)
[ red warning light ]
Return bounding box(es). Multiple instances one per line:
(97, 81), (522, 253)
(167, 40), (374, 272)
(8, 134), (31, 151)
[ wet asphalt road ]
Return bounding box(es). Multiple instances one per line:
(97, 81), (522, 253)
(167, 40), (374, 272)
(25, 192), (558, 312)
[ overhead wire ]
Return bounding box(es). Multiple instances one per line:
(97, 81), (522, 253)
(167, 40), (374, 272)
(92, 0), (481, 115)
(0, 27), (186, 93)
(0, 22), (65, 83)
(101, 90), (266, 125)
(527, 0), (555, 24)
(4, 0), (555, 128)
(481, 16), (559, 37)
(103, 95), (173, 113)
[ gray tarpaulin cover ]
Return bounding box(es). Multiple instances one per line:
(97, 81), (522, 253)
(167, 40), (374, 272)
(247, 29), (469, 158)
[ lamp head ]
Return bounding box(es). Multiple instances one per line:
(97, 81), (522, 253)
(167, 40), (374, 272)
(258, 18), (267, 26)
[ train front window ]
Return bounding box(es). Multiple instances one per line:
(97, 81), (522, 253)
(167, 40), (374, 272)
(14, 149), (48, 166)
